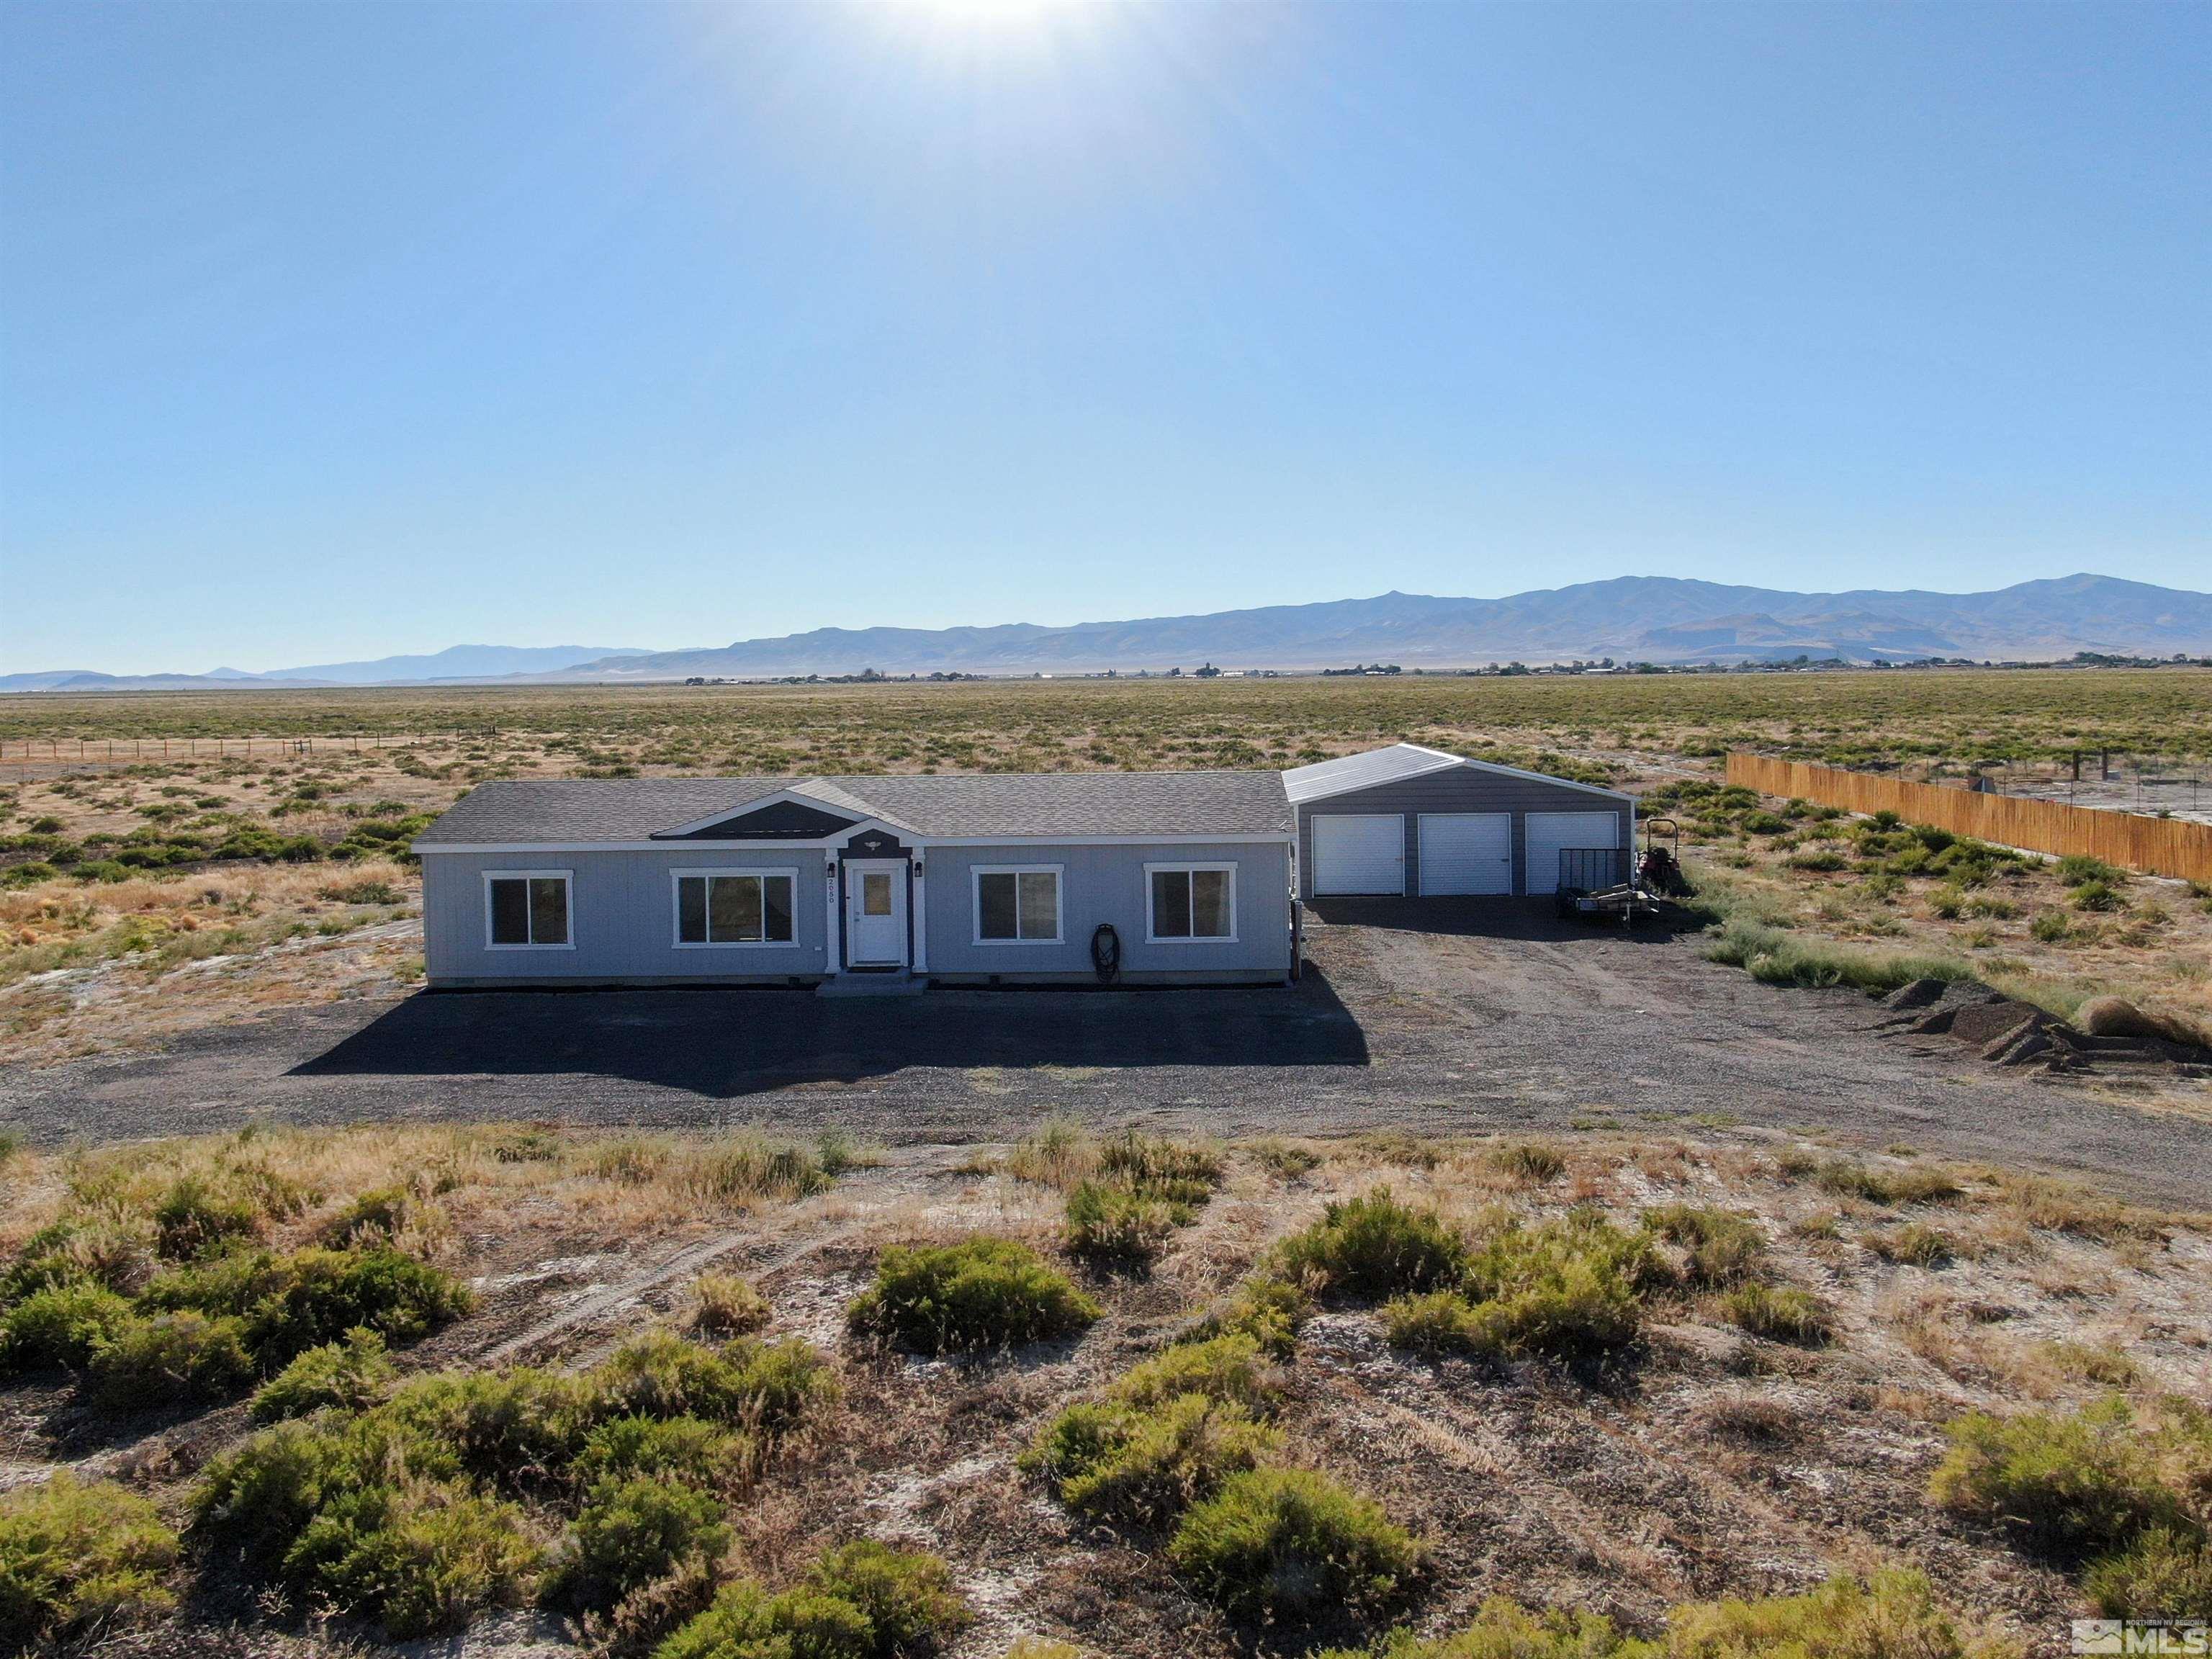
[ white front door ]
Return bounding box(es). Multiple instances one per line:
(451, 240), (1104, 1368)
(845, 862), (908, 966)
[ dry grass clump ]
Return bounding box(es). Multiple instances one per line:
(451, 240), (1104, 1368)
(1642, 1204), (1767, 1285)
(1004, 1118), (1100, 1190)
(1062, 1130), (1224, 1263)
(1718, 1282), (1835, 1346)
(691, 1272), (771, 1338)
(1692, 1392), (1804, 1446)
(1865, 1222), (1957, 1269)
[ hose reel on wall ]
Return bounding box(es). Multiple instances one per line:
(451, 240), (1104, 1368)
(1090, 922), (1121, 984)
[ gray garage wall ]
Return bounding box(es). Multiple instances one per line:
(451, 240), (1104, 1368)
(422, 847), (830, 986)
(921, 840), (1293, 983)
(1295, 767), (1632, 897)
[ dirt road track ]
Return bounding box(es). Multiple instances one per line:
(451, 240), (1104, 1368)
(5, 899), (2208, 1206)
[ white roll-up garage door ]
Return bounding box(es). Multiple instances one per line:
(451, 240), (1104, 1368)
(1418, 813), (1513, 894)
(1525, 810), (1624, 893)
(1311, 814), (1405, 895)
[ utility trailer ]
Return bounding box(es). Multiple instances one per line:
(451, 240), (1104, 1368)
(1553, 817), (1688, 926)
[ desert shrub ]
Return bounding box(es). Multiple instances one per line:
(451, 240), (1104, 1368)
(250, 1329), (397, 1422)
(194, 1414), (459, 1557)
(1185, 1274), (1311, 1357)
(0, 1474), (180, 1649)
(574, 1414), (752, 1493)
(1167, 1465), (1424, 1620)
(671, 1137), (829, 1207)
(1252, 1139), (1323, 1178)
(846, 1238), (1099, 1353)
(1274, 1189), (1465, 1300)
(382, 1368), (593, 1492)
(1719, 1282), (1833, 1346)
(1667, 1570), (2012, 1658)
(1786, 850), (1847, 872)
(151, 1176), (264, 1261)
(556, 1477), (729, 1612)
(2085, 1527), (2212, 1619)
(1005, 1118), (1096, 1189)
(1057, 1394), (1280, 1527)
(1114, 1334), (1283, 1416)
(1488, 1142), (1565, 1183)
(1641, 1205), (1766, 1285)
(589, 1331), (837, 1433)
(84, 1311), (256, 1412)
(241, 1247), (473, 1364)
(286, 1481), (542, 1638)
(691, 1272), (770, 1337)
(2057, 855), (2123, 887)
(1930, 1399), (2185, 1560)
(2072, 879), (2125, 912)
(0, 1282), (135, 1372)
(2030, 911), (2070, 943)
(1701, 914), (1967, 995)
(1317, 1596), (1637, 1658)
(318, 1186), (411, 1247)
(1064, 1181), (1176, 1262)
(653, 1543), (969, 1659)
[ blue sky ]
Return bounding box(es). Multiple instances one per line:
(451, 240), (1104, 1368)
(3, 1), (2206, 674)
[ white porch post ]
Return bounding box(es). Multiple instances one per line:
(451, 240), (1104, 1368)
(824, 863), (842, 976)
(910, 860), (929, 974)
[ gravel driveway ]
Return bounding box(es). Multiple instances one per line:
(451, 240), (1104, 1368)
(5, 899), (2208, 1205)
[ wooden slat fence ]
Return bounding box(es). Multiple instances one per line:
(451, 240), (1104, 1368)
(1727, 752), (2212, 884)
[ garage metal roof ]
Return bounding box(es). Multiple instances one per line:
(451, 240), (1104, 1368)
(1282, 742), (1632, 804)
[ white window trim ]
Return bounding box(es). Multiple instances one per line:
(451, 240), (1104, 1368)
(483, 868), (575, 951)
(670, 867), (802, 949)
(970, 863), (1065, 946)
(1144, 861), (1238, 945)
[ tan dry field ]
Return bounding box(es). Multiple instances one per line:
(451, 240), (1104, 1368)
(2, 1119), (2207, 1658)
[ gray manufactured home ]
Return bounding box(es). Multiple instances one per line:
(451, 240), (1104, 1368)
(1285, 743), (1635, 898)
(413, 770), (1296, 989)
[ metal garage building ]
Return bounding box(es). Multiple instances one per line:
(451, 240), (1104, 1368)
(1284, 743), (1635, 899)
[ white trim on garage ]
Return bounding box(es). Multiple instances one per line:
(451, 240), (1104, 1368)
(1417, 812), (1514, 895)
(1311, 814), (1406, 895)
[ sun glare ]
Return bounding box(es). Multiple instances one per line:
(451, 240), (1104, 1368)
(899, 0), (1056, 24)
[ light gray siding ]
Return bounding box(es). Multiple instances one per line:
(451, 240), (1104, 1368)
(422, 848), (830, 986)
(922, 840), (1293, 984)
(1295, 769), (1631, 898)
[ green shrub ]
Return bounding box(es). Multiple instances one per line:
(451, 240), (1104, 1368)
(806, 1539), (972, 1649)
(1719, 1283), (1833, 1346)
(194, 1414), (459, 1557)
(1930, 1399), (2185, 1560)
(691, 1272), (770, 1337)
(151, 1176), (264, 1261)
(84, 1311), (256, 1412)
(847, 1238), (1100, 1353)
(1317, 1596), (1640, 1658)
(1057, 1395), (1279, 1528)
(575, 1414), (752, 1493)
(1064, 1181), (1176, 1262)
(286, 1481), (542, 1638)
(2072, 879), (2125, 912)
(557, 1476), (729, 1611)
(2086, 1527), (2212, 1619)
(1185, 1274), (1310, 1358)
(2057, 855), (2123, 887)
(250, 1329), (396, 1422)
(241, 1246), (473, 1364)
(1167, 1466), (1423, 1620)
(2030, 912), (2070, 943)
(590, 1331), (837, 1433)
(1274, 1190), (1466, 1301)
(379, 1368), (590, 1493)
(1701, 913), (1967, 995)
(653, 1544), (969, 1659)
(0, 1474), (180, 1648)
(0, 1282), (135, 1372)
(1114, 1334), (1283, 1416)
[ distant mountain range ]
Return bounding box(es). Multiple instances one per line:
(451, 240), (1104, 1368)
(6, 575), (2208, 691)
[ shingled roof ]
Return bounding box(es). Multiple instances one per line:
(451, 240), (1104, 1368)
(415, 770), (1294, 848)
